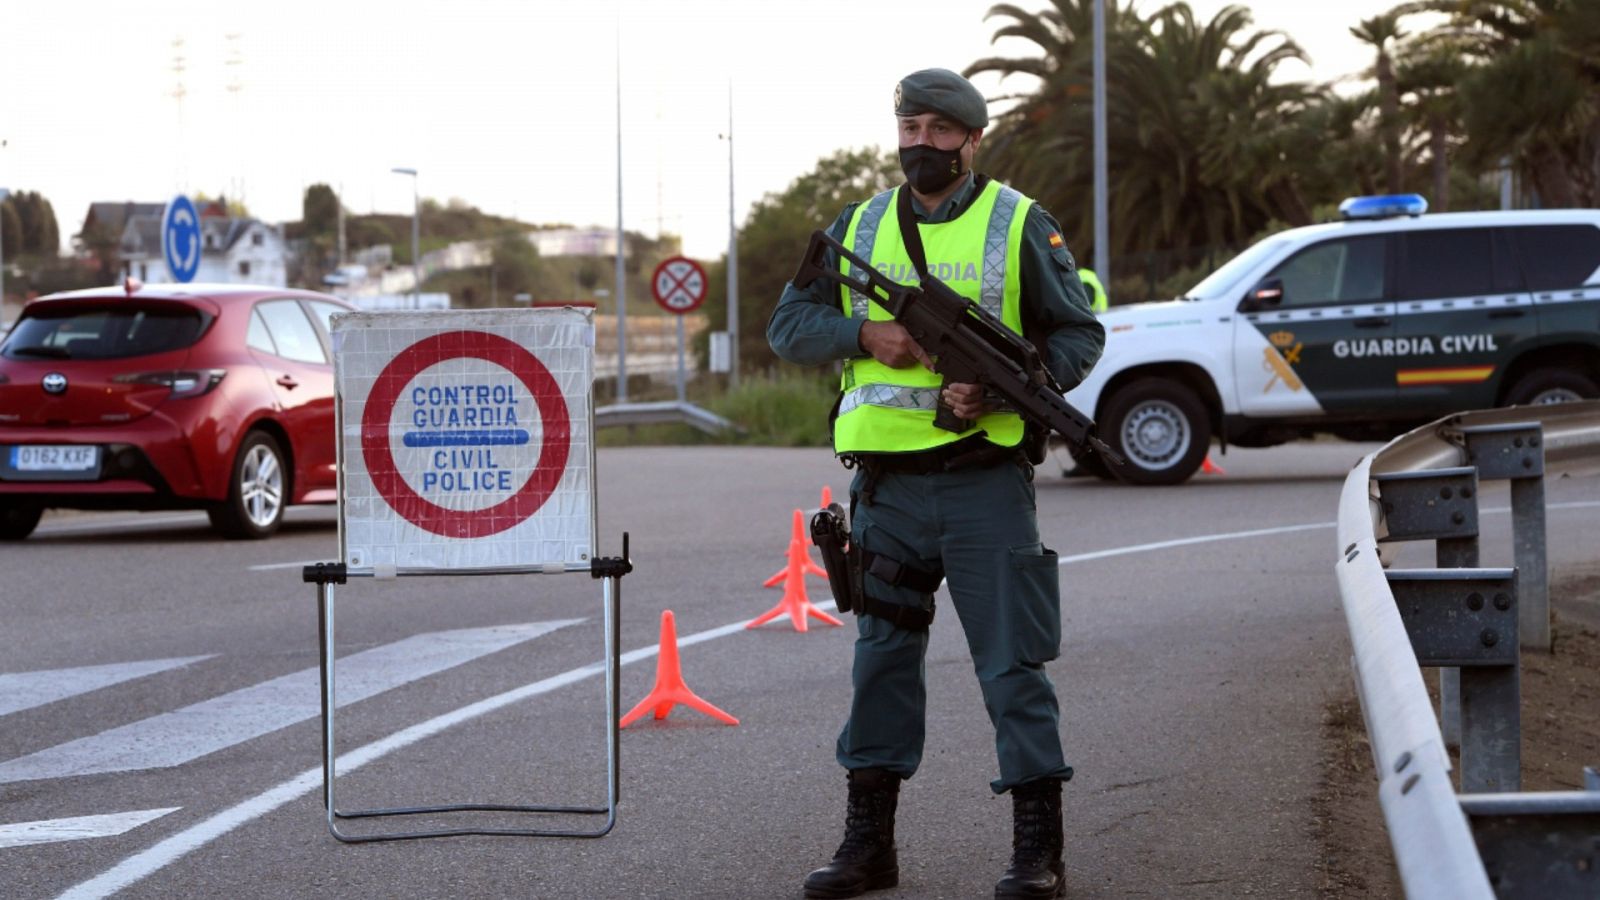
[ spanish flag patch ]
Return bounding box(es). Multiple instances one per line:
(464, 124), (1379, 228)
(1048, 232), (1065, 248)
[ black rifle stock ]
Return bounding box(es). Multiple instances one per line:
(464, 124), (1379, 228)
(792, 229), (1125, 466)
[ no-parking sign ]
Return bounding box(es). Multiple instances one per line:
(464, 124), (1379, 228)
(650, 256), (707, 314)
(332, 308), (595, 571)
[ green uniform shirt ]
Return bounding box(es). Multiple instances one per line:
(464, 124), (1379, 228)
(767, 172), (1106, 391)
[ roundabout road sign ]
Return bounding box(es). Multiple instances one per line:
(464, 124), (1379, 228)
(162, 195), (201, 283)
(651, 256), (707, 314)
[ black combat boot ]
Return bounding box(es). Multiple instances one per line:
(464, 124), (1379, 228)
(802, 767), (901, 899)
(994, 778), (1065, 899)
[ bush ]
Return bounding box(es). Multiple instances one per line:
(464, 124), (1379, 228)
(709, 369), (837, 446)
(595, 368), (838, 447)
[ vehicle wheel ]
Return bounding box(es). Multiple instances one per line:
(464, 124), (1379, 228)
(209, 431), (288, 539)
(0, 503), (43, 540)
(1503, 368), (1600, 407)
(1102, 379), (1212, 486)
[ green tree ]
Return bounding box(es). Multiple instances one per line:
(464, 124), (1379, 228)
(1410, 0), (1600, 206)
(302, 184), (340, 238)
(965, 0), (1142, 262)
(488, 232), (553, 305)
(0, 202), (20, 259)
(1396, 47), (1468, 210)
(972, 2), (1311, 296)
(701, 146), (902, 375)
(1, 191), (61, 256)
(296, 183), (341, 287)
(1351, 10), (1410, 193)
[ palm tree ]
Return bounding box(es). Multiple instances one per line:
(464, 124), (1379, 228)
(1350, 10), (1410, 193)
(1408, 0), (1599, 206)
(964, 0), (1141, 254)
(1396, 48), (1468, 210)
(967, 2), (1313, 294)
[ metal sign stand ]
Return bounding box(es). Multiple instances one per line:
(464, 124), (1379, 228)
(301, 537), (631, 843)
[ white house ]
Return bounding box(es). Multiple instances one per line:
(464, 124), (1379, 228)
(116, 211), (290, 287)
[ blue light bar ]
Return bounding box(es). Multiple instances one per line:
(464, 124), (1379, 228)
(1339, 194), (1429, 220)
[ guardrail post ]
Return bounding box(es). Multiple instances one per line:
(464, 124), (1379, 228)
(1460, 792), (1600, 897)
(1458, 423), (1548, 652)
(1376, 467), (1481, 752)
(1386, 569), (1520, 793)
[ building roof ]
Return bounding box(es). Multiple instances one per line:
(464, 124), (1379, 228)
(80, 201), (164, 239)
(117, 214), (279, 261)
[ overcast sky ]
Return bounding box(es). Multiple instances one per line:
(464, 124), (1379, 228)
(3, 0), (1408, 261)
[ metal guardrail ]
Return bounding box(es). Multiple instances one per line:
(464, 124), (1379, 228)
(1334, 400), (1600, 899)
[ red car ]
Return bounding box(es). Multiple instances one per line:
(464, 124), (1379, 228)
(0, 282), (356, 540)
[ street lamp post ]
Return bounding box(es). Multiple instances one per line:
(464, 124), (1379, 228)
(724, 82), (739, 387)
(391, 167), (419, 308)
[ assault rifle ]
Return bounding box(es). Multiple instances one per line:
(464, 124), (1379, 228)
(791, 230), (1124, 466)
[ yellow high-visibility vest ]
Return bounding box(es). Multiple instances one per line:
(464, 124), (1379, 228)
(1079, 267), (1108, 313)
(834, 181), (1032, 454)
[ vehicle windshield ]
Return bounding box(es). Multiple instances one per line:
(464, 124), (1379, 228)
(2, 305), (206, 361)
(1184, 236), (1293, 301)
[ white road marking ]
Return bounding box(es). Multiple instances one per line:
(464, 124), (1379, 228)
(0, 621), (579, 785)
(246, 560), (320, 571)
(0, 808), (179, 850)
(55, 500), (1600, 897)
(1050, 500), (1600, 568)
(0, 656), (215, 718)
(1057, 521), (1334, 565)
(32, 513), (207, 536)
(54, 616), (750, 900)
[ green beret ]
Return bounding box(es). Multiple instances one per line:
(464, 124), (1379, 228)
(894, 68), (989, 129)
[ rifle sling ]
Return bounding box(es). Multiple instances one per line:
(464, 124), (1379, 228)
(894, 175), (993, 280)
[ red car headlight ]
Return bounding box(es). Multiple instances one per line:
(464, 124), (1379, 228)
(113, 368), (228, 398)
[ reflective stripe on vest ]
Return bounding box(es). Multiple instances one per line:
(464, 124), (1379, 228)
(848, 191), (894, 319)
(838, 383), (941, 417)
(834, 181), (1033, 455)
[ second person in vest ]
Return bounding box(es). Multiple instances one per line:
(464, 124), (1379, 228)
(767, 67), (1105, 899)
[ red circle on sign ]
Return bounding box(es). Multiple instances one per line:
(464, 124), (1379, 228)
(361, 330), (570, 538)
(651, 255), (707, 314)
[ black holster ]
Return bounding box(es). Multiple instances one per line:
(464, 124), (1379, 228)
(810, 503), (862, 614)
(810, 503), (939, 631)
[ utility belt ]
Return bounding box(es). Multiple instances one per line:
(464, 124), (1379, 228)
(810, 502), (942, 631)
(845, 432), (1031, 477)
(842, 432), (1036, 509)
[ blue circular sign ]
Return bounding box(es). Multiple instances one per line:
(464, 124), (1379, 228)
(162, 195), (202, 283)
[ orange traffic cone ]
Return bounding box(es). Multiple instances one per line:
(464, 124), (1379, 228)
(749, 510), (845, 632)
(763, 501), (828, 587)
(620, 610), (738, 727)
(1201, 454), (1226, 476)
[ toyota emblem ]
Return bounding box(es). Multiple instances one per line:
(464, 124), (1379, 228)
(42, 372), (67, 395)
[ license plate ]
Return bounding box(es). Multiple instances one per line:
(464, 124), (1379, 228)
(11, 444), (100, 472)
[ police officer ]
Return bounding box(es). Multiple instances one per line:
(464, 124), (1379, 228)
(1077, 267), (1108, 313)
(767, 68), (1104, 899)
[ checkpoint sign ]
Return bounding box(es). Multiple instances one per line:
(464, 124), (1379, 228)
(333, 308), (595, 571)
(650, 256), (707, 314)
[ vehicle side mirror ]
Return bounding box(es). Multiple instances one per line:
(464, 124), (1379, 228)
(1240, 278), (1284, 312)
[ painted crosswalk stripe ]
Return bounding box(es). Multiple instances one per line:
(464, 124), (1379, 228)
(0, 620), (580, 785)
(246, 560), (319, 572)
(0, 656), (215, 718)
(0, 808), (179, 850)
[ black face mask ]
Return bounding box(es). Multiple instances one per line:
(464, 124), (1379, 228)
(898, 133), (969, 194)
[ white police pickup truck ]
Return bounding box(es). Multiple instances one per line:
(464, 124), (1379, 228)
(1067, 195), (1600, 484)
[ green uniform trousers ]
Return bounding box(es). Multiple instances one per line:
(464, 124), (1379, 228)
(836, 459), (1074, 794)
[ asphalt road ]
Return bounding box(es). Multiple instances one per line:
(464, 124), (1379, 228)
(3, 442), (1597, 899)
